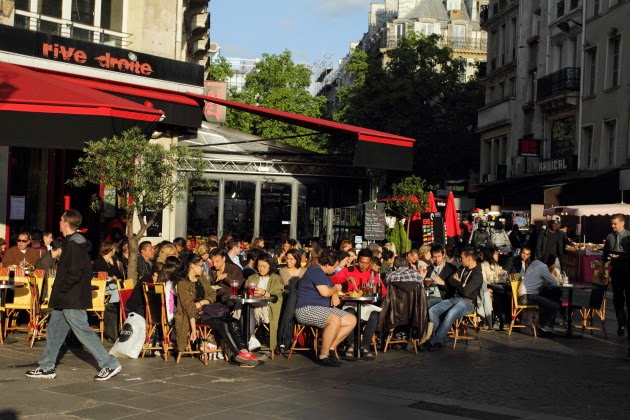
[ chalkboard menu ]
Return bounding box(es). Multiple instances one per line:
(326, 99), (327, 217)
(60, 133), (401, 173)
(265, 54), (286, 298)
(364, 202), (386, 241)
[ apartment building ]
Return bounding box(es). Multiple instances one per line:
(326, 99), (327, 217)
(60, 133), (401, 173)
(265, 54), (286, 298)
(475, 0), (629, 208)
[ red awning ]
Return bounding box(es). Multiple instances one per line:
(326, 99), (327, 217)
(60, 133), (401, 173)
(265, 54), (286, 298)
(0, 61), (163, 148)
(187, 93), (416, 171)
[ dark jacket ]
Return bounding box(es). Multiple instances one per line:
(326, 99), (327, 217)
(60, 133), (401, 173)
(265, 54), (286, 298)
(535, 228), (564, 262)
(377, 282), (428, 338)
(447, 264), (483, 301)
(137, 257), (152, 283)
(278, 277), (299, 348)
(603, 229), (630, 263)
(210, 263), (244, 307)
(49, 232), (93, 309)
(425, 262), (457, 298)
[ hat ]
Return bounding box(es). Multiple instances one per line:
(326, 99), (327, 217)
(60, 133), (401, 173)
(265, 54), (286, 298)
(551, 215), (561, 222)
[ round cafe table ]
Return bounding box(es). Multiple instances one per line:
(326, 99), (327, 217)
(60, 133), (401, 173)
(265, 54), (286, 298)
(228, 296), (271, 341)
(340, 295), (381, 359)
(0, 283), (25, 345)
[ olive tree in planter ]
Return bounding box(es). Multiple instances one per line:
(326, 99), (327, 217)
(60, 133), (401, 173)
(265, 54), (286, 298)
(386, 175), (428, 253)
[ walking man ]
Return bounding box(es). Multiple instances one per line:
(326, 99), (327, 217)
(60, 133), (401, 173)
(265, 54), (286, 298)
(603, 214), (630, 338)
(26, 209), (122, 381)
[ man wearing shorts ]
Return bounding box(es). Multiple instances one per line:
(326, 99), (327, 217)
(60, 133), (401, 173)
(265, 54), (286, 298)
(295, 249), (357, 367)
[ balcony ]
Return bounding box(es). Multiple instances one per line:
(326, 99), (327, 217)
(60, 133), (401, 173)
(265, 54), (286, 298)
(438, 36), (487, 51)
(536, 67), (580, 102)
(14, 10), (128, 47)
(477, 98), (515, 132)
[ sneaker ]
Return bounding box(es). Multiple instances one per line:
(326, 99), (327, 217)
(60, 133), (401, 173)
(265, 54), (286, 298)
(343, 346), (356, 360)
(419, 342), (433, 352)
(26, 367), (56, 379)
(359, 347), (375, 361)
(94, 366), (121, 381)
(318, 356), (341, 367)
(235, 351), (259, 366)
(248, 337), (262, 351)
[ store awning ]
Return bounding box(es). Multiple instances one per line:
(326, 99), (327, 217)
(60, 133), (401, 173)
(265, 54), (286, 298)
(0, 61), (163, 149)
(543, 203), (630, 217)
(186, 93), (416, 172)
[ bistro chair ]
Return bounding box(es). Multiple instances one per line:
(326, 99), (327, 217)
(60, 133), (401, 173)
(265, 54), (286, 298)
(451, 308), (481, 349)
(88, 279), (107, 341)
(141, 283), (172, 361)
(508, 277), (538, 338)
(4, 271), (36, 340)
(573, 273), (610, 337)
(118, 280), (135, 329)
(29, 275), (55, 347)
(175, 323), (221, 366)
(287, 323), (320, 359)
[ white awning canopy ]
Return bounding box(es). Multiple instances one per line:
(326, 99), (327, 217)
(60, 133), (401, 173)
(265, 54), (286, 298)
(543, 203), (630, 217)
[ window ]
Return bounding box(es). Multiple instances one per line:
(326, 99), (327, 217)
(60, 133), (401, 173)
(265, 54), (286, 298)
(593, 0), (600, 17)
(605, 120), (617, 167)
(583, 126), (594, 168)
(557, 0), (565, 17)
(509, 77), (516, 97)
(453, 24), (466, 38)
(586, 47), (597, 96)
(447, 0), (460, 11)
(498, 81), (505, 99)
(528, 70), (537, 103)
(419, 22), (433, 36)
(499, 24), (506, 65)
(396, 23), (406, 39)
(608, 36), (620, 88)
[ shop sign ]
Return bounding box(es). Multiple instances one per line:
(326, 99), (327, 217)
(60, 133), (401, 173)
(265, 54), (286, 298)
(519, 138), (540, 156)
(203, 81), (227, 122)
(538, 158), (570, 173)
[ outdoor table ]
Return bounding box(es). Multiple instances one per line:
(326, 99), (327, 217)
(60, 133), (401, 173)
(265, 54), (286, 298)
(228, 296), (271, 342)
(340, 295), (381, 359)
(551, 283), (595, 337)
(0, 282), (25, 345)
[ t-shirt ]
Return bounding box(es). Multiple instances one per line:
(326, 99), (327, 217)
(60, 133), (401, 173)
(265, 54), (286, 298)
(296, 265), (332, 309)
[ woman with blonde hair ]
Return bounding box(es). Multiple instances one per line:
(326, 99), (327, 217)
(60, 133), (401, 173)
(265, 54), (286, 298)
(156, 243), (178, 264)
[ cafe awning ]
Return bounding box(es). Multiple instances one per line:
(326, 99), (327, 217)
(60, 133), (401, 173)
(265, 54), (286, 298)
(0, 62), (163, 149)
(543, 203), (630, 217)
(186, 93), (416, 172)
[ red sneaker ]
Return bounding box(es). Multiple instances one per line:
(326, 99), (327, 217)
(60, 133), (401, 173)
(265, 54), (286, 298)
(235, 351), (258, 366)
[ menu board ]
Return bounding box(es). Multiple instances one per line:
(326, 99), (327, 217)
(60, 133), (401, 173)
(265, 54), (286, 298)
(364, 202), (386, 241)
(422, 212), (444, 245)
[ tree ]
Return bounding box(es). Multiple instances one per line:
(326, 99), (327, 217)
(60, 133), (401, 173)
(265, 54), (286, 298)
(335, 33), (484, 183)
(206, 56), (234, 82)
(226, 50), (329, 152)
(68, 128), (208, 281)
(387, 175), (428, 245)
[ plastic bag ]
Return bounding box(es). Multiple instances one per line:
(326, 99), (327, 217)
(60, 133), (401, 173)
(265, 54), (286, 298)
(109, 312), (146, 359)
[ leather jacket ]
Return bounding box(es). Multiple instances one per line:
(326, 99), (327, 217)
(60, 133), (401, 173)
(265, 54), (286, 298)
(377, 281), (428, 338)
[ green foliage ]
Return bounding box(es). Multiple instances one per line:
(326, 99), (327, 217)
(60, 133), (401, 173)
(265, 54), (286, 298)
(387, 175), (428, 242)
(386, 220), (411, 254)
(206, 56), (234, 82)
(334, 33), (484, 183)
(225, 50), (329, 152)
(68, 128), (208, 280)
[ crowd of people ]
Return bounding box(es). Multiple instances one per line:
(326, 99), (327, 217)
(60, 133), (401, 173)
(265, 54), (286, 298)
(3, 209), (628, 380)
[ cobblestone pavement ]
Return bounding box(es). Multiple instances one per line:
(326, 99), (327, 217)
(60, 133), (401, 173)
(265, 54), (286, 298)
(1, 289), (629, 419)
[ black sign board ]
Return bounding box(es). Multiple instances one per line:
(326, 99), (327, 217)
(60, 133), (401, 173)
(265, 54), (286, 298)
(364, 202), (386, 241)
(0, 25), (203, 86)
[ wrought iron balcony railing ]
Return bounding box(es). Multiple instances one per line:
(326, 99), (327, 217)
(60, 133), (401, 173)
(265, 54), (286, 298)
(536, 67), (580, 101)
(438, 36), (487, 51)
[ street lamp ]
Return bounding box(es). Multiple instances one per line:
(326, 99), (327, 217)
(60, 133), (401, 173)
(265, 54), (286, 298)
(558, 18), (582, 33)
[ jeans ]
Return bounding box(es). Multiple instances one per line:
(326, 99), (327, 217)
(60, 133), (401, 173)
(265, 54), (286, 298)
(429, 298), (474, 345)
(343, 307), (378, 349)
(39, 309), (120, 371)
(520, 294), (559, 327)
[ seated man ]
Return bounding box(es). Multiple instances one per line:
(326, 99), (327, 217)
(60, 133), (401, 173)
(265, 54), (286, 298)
(424, 244), (457, 308)
(331, 249), (385, 360)
(295, 249), (356, 367)
(422, 246), (483, 352)
(386, 256), (425, 284)
(2, 232), (42, 267)
(518, 255), (559, 334)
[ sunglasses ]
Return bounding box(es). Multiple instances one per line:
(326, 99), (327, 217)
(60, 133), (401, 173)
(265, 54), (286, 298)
(17, 239), (29, 243)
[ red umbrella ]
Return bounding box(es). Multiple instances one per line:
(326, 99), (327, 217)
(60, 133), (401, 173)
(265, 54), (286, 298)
(425, 192), (438, 213)
(444, 191), (461, 238)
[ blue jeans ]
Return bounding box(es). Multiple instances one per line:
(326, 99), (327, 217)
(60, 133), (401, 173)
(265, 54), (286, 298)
(39, 309), (121, 371)
(429, 298), (474, 345)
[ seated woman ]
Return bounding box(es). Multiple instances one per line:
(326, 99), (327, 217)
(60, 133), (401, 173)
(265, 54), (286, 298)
(153, 261), (178, 324)
(244, 253), (284, 351)
(174, 254), (259, 366)
(92, 241), (124, 303)
(478, 246), (500, 329)
(279, 249), (306, 287)
(295, 248), (356, 367)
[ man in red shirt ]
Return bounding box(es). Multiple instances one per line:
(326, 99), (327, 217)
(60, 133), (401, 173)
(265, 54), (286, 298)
(331, 249), (384, 360)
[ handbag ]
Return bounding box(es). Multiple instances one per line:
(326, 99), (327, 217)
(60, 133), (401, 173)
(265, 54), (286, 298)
(200, 302), (229, 322)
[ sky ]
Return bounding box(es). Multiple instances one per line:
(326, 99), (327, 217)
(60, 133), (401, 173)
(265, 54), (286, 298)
(209, 0), (375, 73)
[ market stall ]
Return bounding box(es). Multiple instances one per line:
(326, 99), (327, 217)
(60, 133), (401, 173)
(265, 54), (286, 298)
(543, 203), (630, 282)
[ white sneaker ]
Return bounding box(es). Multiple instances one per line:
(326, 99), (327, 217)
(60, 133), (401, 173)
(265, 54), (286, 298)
(248, 337), (261, 351)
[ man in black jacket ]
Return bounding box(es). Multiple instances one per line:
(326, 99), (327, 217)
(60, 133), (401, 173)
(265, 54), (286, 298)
(421, 246), (483, 352)
(424, 244), (457, 307)
(26, 209), (122, 381)
(536, 219), (564, 270)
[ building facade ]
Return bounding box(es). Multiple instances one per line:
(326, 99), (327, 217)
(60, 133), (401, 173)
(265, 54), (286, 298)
(0, 0), (211, 242)
(475, 0), (629, 208)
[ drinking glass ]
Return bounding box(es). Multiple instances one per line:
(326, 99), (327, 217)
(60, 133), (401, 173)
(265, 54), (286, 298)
(248, 282), (256, 297)
(230, 279), (239, 296)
